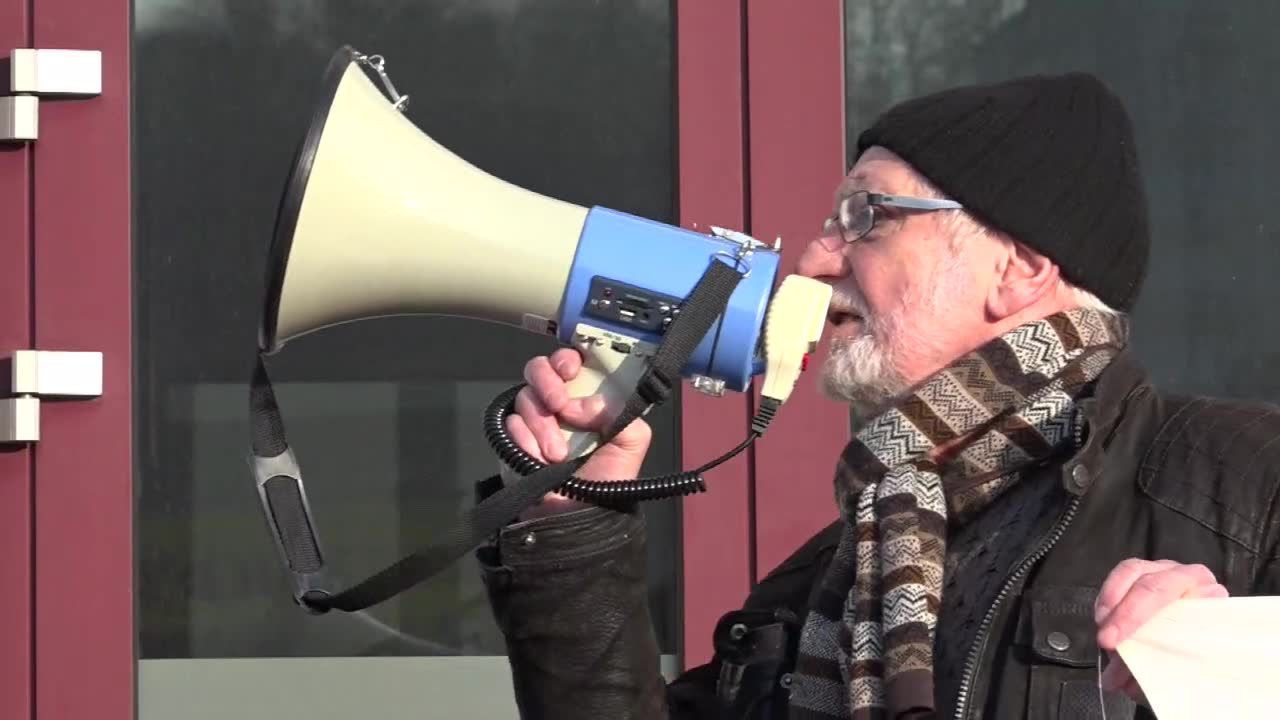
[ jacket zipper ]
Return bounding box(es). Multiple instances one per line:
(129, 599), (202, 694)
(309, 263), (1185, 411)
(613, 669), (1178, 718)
(952, 409), (1090, 720)
(950, 493), (1082, 720)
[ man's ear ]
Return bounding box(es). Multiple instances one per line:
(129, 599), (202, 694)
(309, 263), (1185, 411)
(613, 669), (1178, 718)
(986, 240), (1059, 321)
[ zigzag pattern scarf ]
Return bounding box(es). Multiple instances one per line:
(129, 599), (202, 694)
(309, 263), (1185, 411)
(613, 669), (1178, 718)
(788, 308), (1126, 720)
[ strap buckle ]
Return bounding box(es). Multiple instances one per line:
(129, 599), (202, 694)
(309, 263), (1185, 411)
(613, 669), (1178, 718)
(635, 367), (674, 406)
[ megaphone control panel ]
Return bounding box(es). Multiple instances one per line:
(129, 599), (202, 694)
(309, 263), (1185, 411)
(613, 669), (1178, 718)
(583, 277), (683, 334)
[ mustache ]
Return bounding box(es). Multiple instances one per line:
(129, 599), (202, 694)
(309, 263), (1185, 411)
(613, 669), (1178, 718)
(828, 286), (870, 318)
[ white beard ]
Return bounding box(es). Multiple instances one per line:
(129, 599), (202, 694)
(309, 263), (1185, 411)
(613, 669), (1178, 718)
(820, 318), (908, 426)
(820, 248), (968, 425)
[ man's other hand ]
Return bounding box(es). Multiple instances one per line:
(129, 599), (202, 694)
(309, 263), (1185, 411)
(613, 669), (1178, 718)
(1094, 558), (1229, 701)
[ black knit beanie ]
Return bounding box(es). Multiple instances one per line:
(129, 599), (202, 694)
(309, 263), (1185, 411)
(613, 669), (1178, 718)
(855, 72), (1150, 311)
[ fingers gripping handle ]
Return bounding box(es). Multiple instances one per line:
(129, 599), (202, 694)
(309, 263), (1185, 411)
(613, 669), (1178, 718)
(560, 324), (658, 459)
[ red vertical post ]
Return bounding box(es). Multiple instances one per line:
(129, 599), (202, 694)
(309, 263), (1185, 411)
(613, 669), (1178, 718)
(0, 3), (34, 719)
(676, 0), (753, 669)
(745, 0), (851, 578)
(31, 1), (134, 718)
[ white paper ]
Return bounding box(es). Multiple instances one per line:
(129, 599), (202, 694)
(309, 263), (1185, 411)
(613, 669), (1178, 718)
(1116, 596), (1280, 719)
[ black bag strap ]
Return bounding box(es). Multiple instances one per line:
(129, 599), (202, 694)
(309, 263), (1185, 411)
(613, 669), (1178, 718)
(251, 258), (746, 613)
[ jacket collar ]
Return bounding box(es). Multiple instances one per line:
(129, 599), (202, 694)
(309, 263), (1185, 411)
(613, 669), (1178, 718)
(1061, 348), (1151, 495)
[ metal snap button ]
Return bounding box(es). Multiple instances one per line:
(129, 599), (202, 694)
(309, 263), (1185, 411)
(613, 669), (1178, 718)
(1047, 631), (1071, 652)
(729, 623), (748, 641)
(1070, 464), (1091, 490)
(521, 532), (536, 546)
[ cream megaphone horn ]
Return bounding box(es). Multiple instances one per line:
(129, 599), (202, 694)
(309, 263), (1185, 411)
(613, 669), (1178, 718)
(250, 46), (831, 614)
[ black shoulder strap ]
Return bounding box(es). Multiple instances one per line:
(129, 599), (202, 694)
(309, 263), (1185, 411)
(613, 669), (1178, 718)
(251, 258), (745, 613)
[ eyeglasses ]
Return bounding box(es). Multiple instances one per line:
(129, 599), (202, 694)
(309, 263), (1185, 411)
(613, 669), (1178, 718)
(820, 190), (964, 249)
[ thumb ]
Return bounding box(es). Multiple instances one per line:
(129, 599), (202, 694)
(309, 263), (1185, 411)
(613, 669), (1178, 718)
(560, 395), (610, 429)
(558, 394), (649, 454)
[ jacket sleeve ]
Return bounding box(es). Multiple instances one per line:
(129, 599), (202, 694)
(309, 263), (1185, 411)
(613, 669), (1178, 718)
(478, 497), (844, 719)
(479, 504), (719, 719)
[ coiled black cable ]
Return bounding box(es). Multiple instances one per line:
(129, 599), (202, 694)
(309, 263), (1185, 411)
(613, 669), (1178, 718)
(483, 384), (778, 509)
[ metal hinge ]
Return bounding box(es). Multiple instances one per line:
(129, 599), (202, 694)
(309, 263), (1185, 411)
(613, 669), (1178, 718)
(1, 49), (102, 142)
(0, 350), (103, 443)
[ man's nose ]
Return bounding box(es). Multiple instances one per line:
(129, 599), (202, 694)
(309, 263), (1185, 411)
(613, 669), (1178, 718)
(796, 232), (848, 279)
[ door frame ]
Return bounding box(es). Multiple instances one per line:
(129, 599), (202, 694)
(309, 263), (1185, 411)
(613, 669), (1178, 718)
(677, 0), (848, 667)
(0, 0), (35, 717)
(743, 0), (851, 583)
(20, 1), (134, 719)
(675, 0), (754, 670)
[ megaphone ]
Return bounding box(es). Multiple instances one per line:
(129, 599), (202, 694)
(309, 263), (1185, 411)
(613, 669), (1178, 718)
(250, 46), (831, 614)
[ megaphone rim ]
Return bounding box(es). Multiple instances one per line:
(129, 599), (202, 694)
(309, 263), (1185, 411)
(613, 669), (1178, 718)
(260, 45), (365, 354)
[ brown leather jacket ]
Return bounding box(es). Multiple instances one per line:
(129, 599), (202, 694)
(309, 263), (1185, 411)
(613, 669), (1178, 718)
(478, 352), (1280, 719)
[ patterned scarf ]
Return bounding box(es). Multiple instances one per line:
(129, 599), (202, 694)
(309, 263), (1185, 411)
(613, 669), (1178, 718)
(788, 308), (1126, 720)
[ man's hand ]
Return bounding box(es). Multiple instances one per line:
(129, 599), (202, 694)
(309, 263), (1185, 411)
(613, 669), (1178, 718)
(1094, 558), (1229, 700)
(506, 348), (652, 520)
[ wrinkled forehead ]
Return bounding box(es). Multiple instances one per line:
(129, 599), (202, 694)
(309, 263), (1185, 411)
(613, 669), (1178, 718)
(836, 146), (923, 200)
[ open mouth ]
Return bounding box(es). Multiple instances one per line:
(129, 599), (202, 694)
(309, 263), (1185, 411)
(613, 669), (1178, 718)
(828, 309), (864, 328)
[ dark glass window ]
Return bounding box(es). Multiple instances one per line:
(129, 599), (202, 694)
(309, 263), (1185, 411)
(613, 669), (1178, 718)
(133, 0), (680, 673)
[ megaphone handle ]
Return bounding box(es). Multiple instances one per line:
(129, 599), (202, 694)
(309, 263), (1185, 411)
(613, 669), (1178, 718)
(559, 332), (655, 460)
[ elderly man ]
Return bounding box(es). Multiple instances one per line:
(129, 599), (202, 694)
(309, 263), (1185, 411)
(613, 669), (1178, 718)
(479, 73), (1280, 719)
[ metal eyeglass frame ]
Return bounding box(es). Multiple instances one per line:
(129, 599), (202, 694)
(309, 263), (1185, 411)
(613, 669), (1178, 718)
(822, 190), (964, 246)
